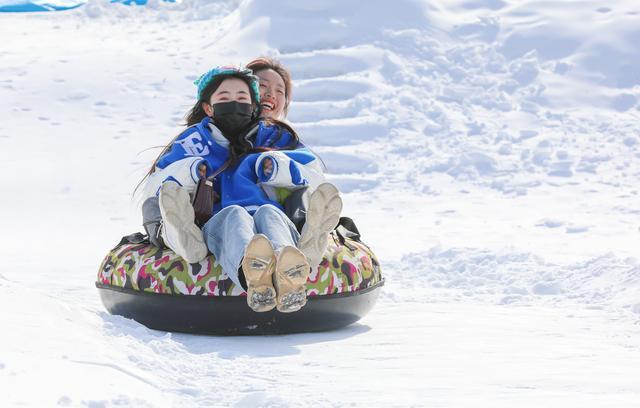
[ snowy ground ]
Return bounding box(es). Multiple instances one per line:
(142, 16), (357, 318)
(1, 0), (639, 406)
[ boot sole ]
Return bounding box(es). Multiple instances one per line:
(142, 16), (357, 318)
(242, 235), (277, 313)
(298, 183), (343, 271)
(158, 182), (208, 263)
(275, 246), (310, 313)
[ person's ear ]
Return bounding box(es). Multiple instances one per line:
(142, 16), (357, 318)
(202, 102), (213, 117)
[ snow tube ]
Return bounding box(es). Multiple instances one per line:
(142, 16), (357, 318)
(0, 1), (83, 12)
(0, 0), (175, 13)
(96, 229), (383, 335)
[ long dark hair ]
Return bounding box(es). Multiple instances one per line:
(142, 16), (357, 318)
(141, 73), (260, 181)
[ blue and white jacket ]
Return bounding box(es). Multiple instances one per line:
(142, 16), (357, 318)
(141, 117), (325, 214)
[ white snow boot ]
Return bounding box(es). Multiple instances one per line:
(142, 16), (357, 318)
(298, 183), (343, 272)
(158, 182), (208, 264)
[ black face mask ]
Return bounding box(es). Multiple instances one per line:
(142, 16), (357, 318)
(211, 101), (253, 136)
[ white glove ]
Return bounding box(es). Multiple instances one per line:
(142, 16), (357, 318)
(142, 156), (205, 199)
(255, 151), (309, 190)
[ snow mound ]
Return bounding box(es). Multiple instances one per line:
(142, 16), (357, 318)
(386, 248), (640, 318)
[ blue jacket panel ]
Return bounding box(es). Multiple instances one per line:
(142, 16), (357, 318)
(154, 117), (316, 214)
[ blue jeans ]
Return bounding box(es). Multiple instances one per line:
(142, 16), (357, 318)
(201, 205), (300, 290)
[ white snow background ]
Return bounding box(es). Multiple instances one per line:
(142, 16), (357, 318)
(1, 0), (639, 406)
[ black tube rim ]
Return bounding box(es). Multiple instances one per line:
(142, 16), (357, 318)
(95, 278), (385, 301)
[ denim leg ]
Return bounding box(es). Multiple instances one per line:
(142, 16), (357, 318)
(253, 204), (300, 252)
(202, 205), (255, 289)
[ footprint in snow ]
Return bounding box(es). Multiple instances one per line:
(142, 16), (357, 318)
(279, 53), (370, 80)
(60, 91), (90, 102)
(57, 396), (72, 406)
(294, 78), (371, 102)
(565, 225), (590, 234)
(288, 99), (360, 122)
(535, 219), (564, 228)
(297, 119), (387, 146)
(320, 151), (379, 175)
(329, 177), (379, 193)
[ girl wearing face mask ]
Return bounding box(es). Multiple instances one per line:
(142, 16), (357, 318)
(138, 66), (341, 314)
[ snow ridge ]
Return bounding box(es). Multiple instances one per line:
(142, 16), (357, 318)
(387, 248), (640, 318)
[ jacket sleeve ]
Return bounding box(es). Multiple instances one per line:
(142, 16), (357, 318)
(254, 148), (326, 192)
(141, 157), (207, 200)
(140, 124), (227, 200)
(155, 127), (212, 170)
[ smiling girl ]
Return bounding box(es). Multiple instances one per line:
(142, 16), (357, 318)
(247, 57), (291, 120)
(139, 66), (342, 313)
(247, 57), (343, 270)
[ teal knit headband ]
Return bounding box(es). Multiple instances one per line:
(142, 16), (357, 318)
(194, 66), (261, 103)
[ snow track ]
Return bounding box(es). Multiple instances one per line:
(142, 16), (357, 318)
(3, 277), (639, 407)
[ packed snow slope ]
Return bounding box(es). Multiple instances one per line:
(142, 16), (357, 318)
(1, 0), (639, 406)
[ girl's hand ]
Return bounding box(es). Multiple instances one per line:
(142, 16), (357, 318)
(198, 163), (207, 179)
(262, 157), (274, 178)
